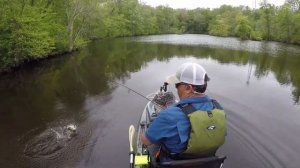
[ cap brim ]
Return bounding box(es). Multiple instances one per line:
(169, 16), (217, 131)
(166, 74), (180, 84)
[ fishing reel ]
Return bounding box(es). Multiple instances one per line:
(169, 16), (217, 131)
(160, 82), (168, 92)
(153, 82), (175, 113)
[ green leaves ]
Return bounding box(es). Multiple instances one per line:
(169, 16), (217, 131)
(276, 4), (293, 42)
(291, 13), (300, 43)
(1, 0), (300, 72)
(208, 15), (230, 37)
(235, 15), (252, 39)
(0, 5), (56, 70)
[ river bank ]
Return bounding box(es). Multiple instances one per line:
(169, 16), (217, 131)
(1, 1), (300, 73)
(2, 32), (300, 75)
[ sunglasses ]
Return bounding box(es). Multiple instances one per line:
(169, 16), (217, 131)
(175, 83), (187, 88)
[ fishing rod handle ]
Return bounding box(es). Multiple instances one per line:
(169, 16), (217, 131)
(129, 152), (135, 168)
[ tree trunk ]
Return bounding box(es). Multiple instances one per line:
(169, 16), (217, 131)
(68, 20), (74, 52)
(45, 0), (54, 8)
(20, 0), (25, 16)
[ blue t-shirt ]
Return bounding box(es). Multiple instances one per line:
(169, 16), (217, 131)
(145, 95), (214, 154)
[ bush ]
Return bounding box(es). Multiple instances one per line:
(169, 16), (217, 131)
(0, 6), (56, 71)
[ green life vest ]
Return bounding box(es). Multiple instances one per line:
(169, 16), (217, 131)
(178, 99), (226, 156)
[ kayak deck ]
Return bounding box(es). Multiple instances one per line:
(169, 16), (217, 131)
(157, 155), (226, 168)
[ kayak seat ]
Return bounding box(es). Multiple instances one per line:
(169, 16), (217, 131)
(156, 155), (226, 168)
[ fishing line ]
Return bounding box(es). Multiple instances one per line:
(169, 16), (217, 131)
(114, 81), (164, 108)
(115, 81), (153, 102)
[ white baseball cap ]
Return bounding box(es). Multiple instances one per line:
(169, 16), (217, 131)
(166, 62), (208, 85)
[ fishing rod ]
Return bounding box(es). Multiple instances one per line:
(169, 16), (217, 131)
(115, 81), (168, 109)
(129, 125), (135, 168)
(116, 81), (154, 102)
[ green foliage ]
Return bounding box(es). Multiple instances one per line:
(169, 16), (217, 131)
(140, 5), (159, 34)
(291, 13), (300, 43)
(2, 0), (300, 72)
(276, 5), (293, 42)
(156, 6), (180, 34)
(103, 14), (130, 37)
(208, 15), (230, 37)
(250, 31), (263, 41)
(185, 9), (211, 33)
(257, 2), (276, 40)
(235, 15), (252, 39)
(0, 5), (55, 70)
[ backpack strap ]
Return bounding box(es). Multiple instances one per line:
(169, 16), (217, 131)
(211, 99), (223, 110)
(178, 103), (213, 118)
(177, 103), (197, 115)
(177, 98), (221, 115)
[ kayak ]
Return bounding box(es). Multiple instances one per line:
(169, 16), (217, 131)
(129, 84), (226, 168)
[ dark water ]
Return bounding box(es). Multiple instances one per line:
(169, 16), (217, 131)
(0, 34), (300, 168)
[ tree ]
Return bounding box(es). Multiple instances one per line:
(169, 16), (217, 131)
(63, 0), (97, 52)
(118, 0), (143, 35)
(139, 5), (159, 35)
(258, 0), (276, 40)
(291, 13), (300, 43)
(286, 0), (300, 12)
(156, 6), (179, 34)
(186, 8), (211, 34)
(0, 1), (56, 70)
(208, 5), (241, 37)
(235, 14), (252, 39)
(276, 4), (293, 42)
(208, 15), (230, 36)
(2, 0), (300, 72)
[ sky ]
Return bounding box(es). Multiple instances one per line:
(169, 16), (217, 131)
(140, 0), (286, 9)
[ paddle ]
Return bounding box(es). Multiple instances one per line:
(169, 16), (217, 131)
(129, 125), (135, 168)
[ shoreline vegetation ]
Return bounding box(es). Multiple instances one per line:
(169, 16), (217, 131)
(1, 0), (300, 73)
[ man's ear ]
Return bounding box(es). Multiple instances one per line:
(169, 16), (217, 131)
(185, 84), (193, 92)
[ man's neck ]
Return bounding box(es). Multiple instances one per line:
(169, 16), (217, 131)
(183, 92), (205, 99)
(192, 91), (205, 97)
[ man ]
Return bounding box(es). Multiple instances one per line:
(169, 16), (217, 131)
(141, 62), (226, 163)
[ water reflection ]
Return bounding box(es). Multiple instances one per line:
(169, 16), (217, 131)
(113, 36), (300, 104)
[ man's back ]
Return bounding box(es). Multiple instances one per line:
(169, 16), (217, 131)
(145, 96), (214, 156)
(141, 62), (227, 165)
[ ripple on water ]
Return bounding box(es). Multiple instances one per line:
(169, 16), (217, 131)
(218, 95), (287, 168)
(21, 124), (77, 159)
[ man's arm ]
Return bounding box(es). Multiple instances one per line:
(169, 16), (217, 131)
(141, 131), (151, 145)
(141, 110), (172, 146)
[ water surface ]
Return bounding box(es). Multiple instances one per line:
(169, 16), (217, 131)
(0, 34), (300, 168)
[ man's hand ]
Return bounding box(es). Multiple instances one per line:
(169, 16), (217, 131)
(141, 131), (151, 145)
